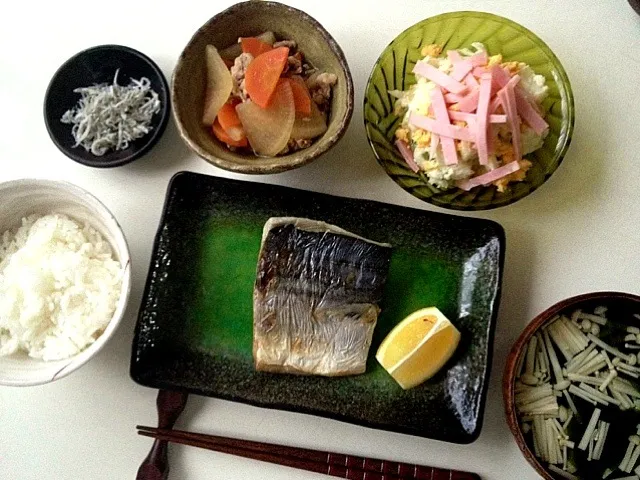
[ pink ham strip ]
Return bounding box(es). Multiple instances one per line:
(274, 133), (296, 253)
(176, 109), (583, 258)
(409, 113), (476, 143)
(448, 111), (507, 124)
(457, 161), (522, 191)
(444, 92), (464, 104)
(451, 59), (473, 81)
(395, 139), (419, 173)
(464, 116), (494, 154)
(516, 83), (538, 107)
(489, 96), (502, 113)
(506, 74), (521, 89)
(490, 65), (511, 93)
(430, 88), (458, 165)
(515, 91), (548, 134)
(475, 72), (493, 165)
(413, 61), (467, 94)
(457, 89), (480, 112)
(473, 66), (488, 77)
(429, 133), (440, 158)
(502, 74), (522, 159)
(448, 50), (474, 81)
(469, 51), (488, 66)
(447, 50), (463, 63)
(498, 87), (521, 161)
(464, 74), (479, 87)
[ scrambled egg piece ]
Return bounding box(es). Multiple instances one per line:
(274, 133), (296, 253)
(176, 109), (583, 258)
(411, 128), (431, 147)
(493, 160), (532, 192)
(487, 54), (503, 66)
(494, 138), (514, 157)
(421, 44), (443, 57)
(502, 61), (527, 76)
(395, 127), (410, 142)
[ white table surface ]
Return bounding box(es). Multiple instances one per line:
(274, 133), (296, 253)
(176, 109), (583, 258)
(2, 1), (640, 478)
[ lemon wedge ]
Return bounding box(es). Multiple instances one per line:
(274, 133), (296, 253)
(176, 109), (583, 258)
(376, 307), (461, 389)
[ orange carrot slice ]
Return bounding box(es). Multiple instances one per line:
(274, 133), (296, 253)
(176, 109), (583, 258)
(217, 100), (245, 141)
(287, 76), (312, 116)
(241, 37), (273, 58)
(212, 118), (248, 147)
(244, 47), (289, 108)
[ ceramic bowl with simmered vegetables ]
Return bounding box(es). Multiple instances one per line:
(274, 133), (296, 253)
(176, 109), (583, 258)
(172, 1), (354, 174)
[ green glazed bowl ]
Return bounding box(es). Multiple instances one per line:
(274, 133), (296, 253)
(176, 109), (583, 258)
(364, 11), (575, 211)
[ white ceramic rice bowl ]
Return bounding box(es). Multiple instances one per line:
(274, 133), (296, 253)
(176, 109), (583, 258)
(0, 179), (131, 386)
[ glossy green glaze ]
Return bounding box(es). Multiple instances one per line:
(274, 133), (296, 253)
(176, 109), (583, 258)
(364, 11), (575, 210)
(131, 172), (505, 443)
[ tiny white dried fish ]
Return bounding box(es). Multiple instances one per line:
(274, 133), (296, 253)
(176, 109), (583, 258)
(61, 70), (161, 156)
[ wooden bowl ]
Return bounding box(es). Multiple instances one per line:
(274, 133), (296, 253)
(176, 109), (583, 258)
(172, 1), (354, 174)
(503, 291), (640, 479)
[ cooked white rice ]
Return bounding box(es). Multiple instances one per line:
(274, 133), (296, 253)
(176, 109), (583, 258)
(0, 214), (122, 361)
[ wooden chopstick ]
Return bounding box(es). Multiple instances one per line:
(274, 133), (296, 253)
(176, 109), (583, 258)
(136, 425), (480, 480)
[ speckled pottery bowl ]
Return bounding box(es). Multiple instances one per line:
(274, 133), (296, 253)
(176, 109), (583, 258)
(364, 11), (574, 211)
(172, 1), (354, 174)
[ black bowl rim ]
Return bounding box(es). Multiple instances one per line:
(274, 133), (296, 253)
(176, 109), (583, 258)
(43, 44), (170, 168)
(171, 0), (354, 175)
(363, 10), (576, 211)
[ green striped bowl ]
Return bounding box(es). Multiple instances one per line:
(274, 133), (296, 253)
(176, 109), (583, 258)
(364, 11), (574, 211)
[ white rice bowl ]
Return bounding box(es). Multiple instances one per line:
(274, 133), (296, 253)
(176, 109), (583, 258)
(0, 214), (123, 361)
(0, 179), (131, 386)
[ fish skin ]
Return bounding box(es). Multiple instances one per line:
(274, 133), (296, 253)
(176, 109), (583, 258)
(253, 218), (392, 376)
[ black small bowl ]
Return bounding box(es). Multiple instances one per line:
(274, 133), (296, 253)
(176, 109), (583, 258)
(44, 45), (170, 168)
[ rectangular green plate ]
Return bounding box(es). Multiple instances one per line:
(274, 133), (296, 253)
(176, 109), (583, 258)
(131, 172), (505, 444)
